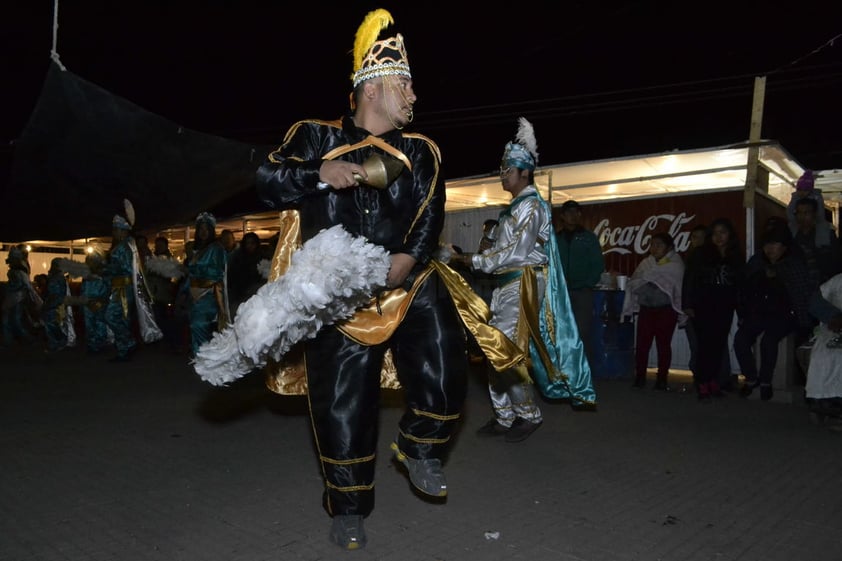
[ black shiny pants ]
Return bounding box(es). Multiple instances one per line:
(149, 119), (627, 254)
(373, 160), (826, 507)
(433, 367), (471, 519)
(304, 272), (468, 517)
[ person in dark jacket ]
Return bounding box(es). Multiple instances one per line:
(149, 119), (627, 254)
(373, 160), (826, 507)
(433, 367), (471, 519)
(254, 9), (467, 550)
(226, 232), (266, 315)
(735, 225), (816, 401)
(556, 200), (605, 367)
(792, 197), (842, 287)
(682, 218), (744, 401)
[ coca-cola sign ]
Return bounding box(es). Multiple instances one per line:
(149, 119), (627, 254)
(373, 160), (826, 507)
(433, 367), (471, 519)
(595, 212), (696, 255)
(554, 191), (756, 275)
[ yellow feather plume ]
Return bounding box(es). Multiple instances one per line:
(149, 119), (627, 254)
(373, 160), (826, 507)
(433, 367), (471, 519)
(353, 9), (394, 73)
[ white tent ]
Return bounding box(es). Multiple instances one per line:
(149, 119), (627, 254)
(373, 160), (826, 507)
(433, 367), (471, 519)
(445, 140), (825, 210)
(441, 139), (839, 253)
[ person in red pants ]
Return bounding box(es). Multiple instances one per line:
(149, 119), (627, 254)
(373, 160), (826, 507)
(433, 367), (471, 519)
(622, 232), (686, 391)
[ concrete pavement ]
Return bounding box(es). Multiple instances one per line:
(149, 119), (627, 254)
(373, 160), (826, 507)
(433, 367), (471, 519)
(2, 341), (842, 561)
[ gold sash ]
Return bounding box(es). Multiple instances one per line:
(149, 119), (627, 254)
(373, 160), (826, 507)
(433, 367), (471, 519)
(430, 261), (527, 372)
(111, 276), (132, 319)
(188, 278), (228, 329)
(263, 210), (530, 395)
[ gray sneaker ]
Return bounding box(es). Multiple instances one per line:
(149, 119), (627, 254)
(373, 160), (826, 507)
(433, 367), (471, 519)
(390, 441), (447, 497)
(329, 515), (366, 550)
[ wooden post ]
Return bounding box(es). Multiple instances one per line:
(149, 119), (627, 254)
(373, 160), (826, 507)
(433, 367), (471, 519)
(546, 169), (553, 206)
(743, 76), (766, 209)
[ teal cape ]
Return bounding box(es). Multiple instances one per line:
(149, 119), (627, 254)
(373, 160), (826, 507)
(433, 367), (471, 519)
(500, 191), (597, 406)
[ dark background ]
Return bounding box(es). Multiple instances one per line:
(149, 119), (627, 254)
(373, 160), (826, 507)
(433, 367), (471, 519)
(2, 1), (841, 235)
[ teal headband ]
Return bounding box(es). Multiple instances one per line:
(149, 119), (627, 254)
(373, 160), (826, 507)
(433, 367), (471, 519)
(501, 142), (536, 171)
(196, 212), (217, 228)
(112, 215), (131, 230)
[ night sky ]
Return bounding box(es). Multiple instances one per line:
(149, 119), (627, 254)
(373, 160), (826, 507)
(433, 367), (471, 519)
(4, 1), (841, 192)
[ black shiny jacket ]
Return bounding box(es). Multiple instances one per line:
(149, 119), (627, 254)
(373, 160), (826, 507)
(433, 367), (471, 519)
(255, 115), (445, 271)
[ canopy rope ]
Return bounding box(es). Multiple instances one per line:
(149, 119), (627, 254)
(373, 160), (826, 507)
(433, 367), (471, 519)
(768, 33), (841, 75)
(51, 0), (67, 70)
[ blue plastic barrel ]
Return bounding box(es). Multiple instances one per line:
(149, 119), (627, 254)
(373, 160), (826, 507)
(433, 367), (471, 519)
(589, 289), (634, 379)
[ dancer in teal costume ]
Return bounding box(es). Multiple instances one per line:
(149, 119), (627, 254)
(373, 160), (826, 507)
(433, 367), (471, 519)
(104, 214), (137, 361)
(81, 252), (111, 354)
(43, 258), (69, 352)
(453, 119), (596, 411)
(184, 212), (228, 357)
(2, 245), (40, 347)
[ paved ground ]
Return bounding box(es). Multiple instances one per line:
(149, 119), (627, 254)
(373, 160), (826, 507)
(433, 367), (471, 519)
(2, 341), (842, 561)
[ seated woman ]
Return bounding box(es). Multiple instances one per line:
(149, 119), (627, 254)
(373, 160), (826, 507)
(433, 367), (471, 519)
(622, 232), (685, 391)
(735, 225), (815, 401)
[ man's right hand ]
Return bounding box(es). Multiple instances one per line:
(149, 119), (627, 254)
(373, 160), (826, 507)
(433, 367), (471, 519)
(319, 160), (367, 190)
(449, 253), (473, 268)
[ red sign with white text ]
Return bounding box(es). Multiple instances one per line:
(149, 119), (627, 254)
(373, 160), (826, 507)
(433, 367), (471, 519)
(553, 190), (785, 275)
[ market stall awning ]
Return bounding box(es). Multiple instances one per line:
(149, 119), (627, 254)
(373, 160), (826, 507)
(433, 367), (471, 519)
(443, 140), (812, 212)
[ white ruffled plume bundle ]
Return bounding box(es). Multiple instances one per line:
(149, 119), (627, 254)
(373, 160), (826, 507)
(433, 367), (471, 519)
(192, 225), (391, 386)
(56, 258), (91, 278)
(257, 258), (271, 280)
(145, 255), (187, 279)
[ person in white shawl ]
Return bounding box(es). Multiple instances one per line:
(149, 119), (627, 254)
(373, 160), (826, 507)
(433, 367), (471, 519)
(805, 272), (842, 426)
(622, 232), (685, 390)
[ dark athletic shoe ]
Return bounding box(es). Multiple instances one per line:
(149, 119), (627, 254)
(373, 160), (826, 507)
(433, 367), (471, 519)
(740, 380), (759, 398)
(476, 418), (509, 437)
(760, 384), (774, 401)
(504, 417), (542, 443)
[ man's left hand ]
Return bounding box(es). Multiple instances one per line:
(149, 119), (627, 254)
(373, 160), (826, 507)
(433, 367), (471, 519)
(387, 253), (417, 289)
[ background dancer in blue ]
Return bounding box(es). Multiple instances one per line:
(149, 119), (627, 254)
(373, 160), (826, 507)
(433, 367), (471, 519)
(2, 245), (40, 348)
(81, 251), (111, 355)
(184, 212), (228, 357)
(104, 213), (138, 362)
(42, 258), (69, 353)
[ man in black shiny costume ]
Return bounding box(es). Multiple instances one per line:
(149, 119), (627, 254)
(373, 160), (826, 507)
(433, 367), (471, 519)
(255, 9), (467, 551)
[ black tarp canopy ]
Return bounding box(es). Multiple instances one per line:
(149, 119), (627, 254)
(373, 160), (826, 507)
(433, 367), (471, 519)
(2, 62), (272, 242)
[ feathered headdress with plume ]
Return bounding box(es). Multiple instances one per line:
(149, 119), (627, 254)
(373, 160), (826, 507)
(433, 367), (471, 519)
(501, 117), (539, 171)
(112, 198), (135, 231)
(351, 9), (411, 88)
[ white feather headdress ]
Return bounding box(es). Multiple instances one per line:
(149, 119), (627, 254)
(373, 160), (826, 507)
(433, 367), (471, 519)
(515, 117), (539, 164)
(501, 117), (539, 171)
